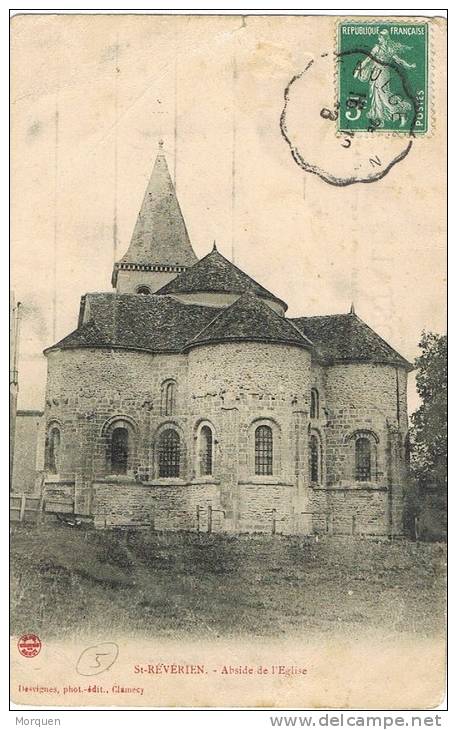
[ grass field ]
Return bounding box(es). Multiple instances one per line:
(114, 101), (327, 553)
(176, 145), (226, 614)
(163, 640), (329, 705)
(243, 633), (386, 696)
(10, 524), (446, 641)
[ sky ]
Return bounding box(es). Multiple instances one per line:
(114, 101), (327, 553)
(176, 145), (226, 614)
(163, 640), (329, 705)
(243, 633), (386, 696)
(11, 14), (446, 413)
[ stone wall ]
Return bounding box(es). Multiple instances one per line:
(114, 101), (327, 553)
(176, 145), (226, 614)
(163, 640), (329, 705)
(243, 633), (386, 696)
(188, 342), (311, 399)
(93, 479), (222, 530)
(324, 363), (408, 487)
(237, 483), (296, 533)
(45, 347), (188, 471)
(310, 486), (389, 536)
(315, 363), (409, 535)
(188, 342), (312, 531)
(42, 343), (409, 536)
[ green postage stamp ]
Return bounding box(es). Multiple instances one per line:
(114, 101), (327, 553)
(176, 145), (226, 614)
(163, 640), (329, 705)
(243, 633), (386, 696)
(337, 21), (428, 134)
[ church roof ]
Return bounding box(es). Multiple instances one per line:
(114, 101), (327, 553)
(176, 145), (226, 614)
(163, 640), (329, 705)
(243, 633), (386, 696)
(156, 246), (287, 311)
(292, 313), (413, 370)
(47, 294), (220, 354)
(184, 293), (312, 351)
(45, 295), (412, 371)
(113, 148), (197, 282)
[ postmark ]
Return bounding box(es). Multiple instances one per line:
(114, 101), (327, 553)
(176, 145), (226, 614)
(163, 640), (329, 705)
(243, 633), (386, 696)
(280, 18), (431, 186)
(18, 633), (42, 658)
(338, 21), (428, 134)
(280, 52), (413, 186)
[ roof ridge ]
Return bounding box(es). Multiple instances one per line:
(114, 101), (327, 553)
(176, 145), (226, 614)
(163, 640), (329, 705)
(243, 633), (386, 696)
(210, 250), (285, 303)
(245, 293), (313, 345)
(286, 317), (315, 346)
(184, 292), (310, 351)
(86, 290), (225, 310)
(291, 313), (353, 321)
(156, 247), (288, 310)
(292, 311), (412, 369)
(351, 313), (413, 369)
(184, 291), (246, 347)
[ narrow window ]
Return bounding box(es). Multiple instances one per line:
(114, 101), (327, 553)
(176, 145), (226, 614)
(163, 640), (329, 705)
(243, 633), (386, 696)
(310, 389), (319, 419)
(111, 427), (129, 475)
(158, 429), (180, 478)
(355, 437), (371, 481)
(309, 434), (320, 484)
(165, 382), (175, 416)
(255, 425), (273, 476)
(161, 381), (176, 416)
(199, 425), (213, 476)
(46, 426), (60, 474)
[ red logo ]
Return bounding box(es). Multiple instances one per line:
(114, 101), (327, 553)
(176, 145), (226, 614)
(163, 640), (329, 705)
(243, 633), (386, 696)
(17, 633), (42, 658)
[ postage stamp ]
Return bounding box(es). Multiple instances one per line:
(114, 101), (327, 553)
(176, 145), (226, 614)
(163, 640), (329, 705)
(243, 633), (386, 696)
(337, 21), (428, 134)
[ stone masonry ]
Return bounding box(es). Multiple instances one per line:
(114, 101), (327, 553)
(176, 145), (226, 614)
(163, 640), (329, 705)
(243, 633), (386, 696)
(40, 146), (412, 536)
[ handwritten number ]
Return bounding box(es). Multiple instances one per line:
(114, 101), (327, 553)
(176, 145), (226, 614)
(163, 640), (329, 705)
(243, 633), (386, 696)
(76, 642), (119, 676)
(90, 652), (111, 669)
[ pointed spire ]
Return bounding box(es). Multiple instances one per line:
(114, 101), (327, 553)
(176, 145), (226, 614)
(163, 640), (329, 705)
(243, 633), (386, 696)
(350, 302), (356, 315)
(112, 144), (197, 287)
(212, 240), (218, 252)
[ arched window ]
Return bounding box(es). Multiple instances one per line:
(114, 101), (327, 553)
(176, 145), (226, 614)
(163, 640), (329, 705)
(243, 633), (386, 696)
(309, 433), (321, 484)
(355, 437), (371, 481)
(158, 428), (180, 478)
(102, 416), (137, 476)
(111, 427), (129, 475)
(45, 425), (61, 474)
(198, 425), (213, 476)
(310, 388), (319, 419)
(255, 425), (273, 476)
(161, 380), (176, 416)
(136, 285), (151, 295)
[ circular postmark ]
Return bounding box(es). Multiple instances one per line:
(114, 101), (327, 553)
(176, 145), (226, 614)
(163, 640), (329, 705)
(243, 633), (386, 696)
(280, 51), (416, 186)
(18, 633), (42, 658)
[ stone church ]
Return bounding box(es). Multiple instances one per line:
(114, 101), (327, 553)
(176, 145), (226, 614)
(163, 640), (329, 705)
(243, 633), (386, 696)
(42, 144), (412, 535)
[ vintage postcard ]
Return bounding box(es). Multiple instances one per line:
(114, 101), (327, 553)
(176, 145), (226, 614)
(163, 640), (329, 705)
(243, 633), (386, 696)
(10, 13), (447, 709)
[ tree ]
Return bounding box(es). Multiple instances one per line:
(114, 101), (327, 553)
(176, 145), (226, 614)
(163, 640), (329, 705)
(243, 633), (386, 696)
(408, 332), (447, 537)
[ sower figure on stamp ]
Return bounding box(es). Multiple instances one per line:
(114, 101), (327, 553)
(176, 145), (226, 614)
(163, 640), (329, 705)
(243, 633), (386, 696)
(354, 29), (416, 127)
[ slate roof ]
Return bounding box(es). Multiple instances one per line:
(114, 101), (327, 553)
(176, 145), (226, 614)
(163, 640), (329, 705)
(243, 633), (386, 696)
(112, 150), (197, 283)
(292, 313), (413, 370)
(156, 246), (287, 311)
(184, 293), (312, 351)
(46, 294), (220, 354)
(46, 294), (412, 370)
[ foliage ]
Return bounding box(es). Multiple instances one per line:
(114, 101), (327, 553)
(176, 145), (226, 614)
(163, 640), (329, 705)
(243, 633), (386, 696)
(410, 332), (447, 489)
(408, 332), (447, 538)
